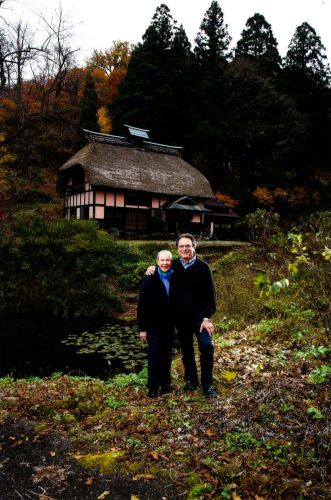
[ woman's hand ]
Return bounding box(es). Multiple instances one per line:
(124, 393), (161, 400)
(139, 331), (147, 342)
(146, 265), (156, 276)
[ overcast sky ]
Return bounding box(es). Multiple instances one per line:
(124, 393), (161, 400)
(17, 0), (331, 65)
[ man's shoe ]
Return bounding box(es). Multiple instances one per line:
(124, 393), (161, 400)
(148, 388), (158, 398)
(160, 385), (173, 394)
(203, 386), (218, 398)
(184, 381), (198, 391)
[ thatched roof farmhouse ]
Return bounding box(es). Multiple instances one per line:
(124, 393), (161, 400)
(58, 126), (237, 237)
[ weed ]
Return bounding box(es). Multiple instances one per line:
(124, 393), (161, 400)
(309, 365), (331, 384)
(125, 436), (143, 448)
(105, 395), (126, 409)
(293, 345), (329, 360)
(307, 407), (323, 419)
(280, 402), (295, 413)
(265, 441), (291, 464)
(256, 318), (283, 335)
(225, 432), (261, 451)
(110, 367), (147, 388)
(0, 377), (14, 387)
(217, 318), (239, 333)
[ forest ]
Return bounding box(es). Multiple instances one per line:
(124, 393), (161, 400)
(0, 1), (330, 498)
(0, 0), (331, 216)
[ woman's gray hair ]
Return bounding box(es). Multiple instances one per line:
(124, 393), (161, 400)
(157, 249), (173, 261)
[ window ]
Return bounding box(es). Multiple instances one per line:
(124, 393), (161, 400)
(125, 193), (151, 207)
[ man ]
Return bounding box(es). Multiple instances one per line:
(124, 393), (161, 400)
(147, 233), (217, 397)
(171, 233), (217, 397)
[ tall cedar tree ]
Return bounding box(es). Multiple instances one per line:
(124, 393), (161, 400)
(234, 13), (281, 75)
(110, 4), (193, 143)
(77, 71), (99, 135)
(169, 24), (195, 143)
(220, 58), (308, 202)
(284, 22), (330, 86)
(281, 23), (331, 188)
(187, 1), (231, 182)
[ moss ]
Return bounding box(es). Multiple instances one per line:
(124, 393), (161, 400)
(187, 482), (213, 499)
(34, 423), (48, 433)
(75, 451), (126, 473)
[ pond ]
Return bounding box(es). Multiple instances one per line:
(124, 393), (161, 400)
(0, 315), (145, 379)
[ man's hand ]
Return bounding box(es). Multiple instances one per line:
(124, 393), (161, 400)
(146, 265), (156, 276)
(200, 319), (214, 336)
(139, 331), (147, 342)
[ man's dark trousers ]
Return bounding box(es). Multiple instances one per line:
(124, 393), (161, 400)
(176, 315), (214, 388)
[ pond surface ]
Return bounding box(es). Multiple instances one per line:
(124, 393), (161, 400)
(0, 315), (111, 379)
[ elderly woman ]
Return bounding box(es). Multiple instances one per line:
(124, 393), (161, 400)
(137, 250), (174, 398)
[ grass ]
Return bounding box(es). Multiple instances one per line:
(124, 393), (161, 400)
(0, 244), (330, 498)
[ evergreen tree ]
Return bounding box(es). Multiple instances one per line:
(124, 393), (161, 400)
(281, 22), (331, 191)
(111, 4), (182, 142)
(187, 1), (231, 181)
(221, 58), (308, 198)
(194, 0), (231, 68)
(170, 24), (195, 143)
(284, 22), (330, 86)
(77, 70), (99, 133)
(235, 13), (281, 74)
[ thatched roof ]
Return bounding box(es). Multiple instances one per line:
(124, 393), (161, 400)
(59, 142), (214, 199)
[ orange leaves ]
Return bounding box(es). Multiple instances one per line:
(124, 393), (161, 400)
(253, 186), (320, 208)
(215, 191), (239, 208)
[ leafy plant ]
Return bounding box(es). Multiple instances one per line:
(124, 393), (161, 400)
(309, 365), (331, 384)
(105, 395), (126, 409)
(307, 406), (323, 419)
(293, 345), (329, 360)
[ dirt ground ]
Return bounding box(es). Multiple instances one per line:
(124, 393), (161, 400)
(0, 416), (178, 500)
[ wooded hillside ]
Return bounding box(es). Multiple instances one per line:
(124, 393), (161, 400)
(0, 1), (330, 219)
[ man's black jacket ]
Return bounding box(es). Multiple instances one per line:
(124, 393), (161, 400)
(170, 257), (216, 320)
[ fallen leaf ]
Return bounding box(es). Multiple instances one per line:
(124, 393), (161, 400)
(232, 493), (241, 500)
(131, 496), (140, 500)
(97, 491), (110, 500)
(205, 428), (217, 437)
(49, 451), (56, 457)
(222, 371), (237, 382)
(133, 474), (155, 481)
(149, 451), (159, 460)
(85, 478), (93, 485)
(174, 450), (184, 456)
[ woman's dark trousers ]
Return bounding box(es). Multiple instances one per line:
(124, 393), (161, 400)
(147, 327), (173, 390)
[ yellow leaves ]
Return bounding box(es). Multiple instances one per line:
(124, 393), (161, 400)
(131, 496), (140, 500)
(174, 450), (185, 455)
(97, 106), (112, 133)
(149, 451), (159, 460)
(222, 371), (237, 382)
(322, 247), (331, 261)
